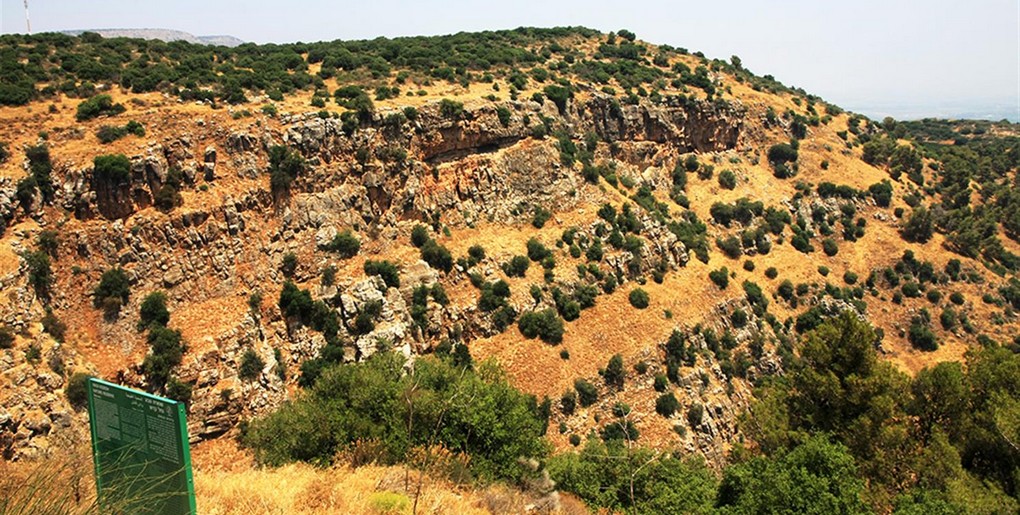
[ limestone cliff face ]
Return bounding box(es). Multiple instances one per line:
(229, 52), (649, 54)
(0, 94), (748, 461)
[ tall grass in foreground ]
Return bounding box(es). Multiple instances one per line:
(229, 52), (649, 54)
(0, 449), (97, 515)
(0, 447), (185, 515)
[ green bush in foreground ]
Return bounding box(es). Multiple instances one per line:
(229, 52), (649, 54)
(243, 353), (549, 481)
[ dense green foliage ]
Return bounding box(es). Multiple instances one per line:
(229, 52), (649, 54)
(244, 353), (550, 481)
(549, 440), (717, 514)
(741, 312), (1020, 512)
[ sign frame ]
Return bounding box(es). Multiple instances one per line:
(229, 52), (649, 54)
(86, 377), (196, 514)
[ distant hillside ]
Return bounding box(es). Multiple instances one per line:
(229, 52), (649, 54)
(59, 28), (244, 47)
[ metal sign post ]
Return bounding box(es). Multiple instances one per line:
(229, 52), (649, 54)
(86, 378), (196, 514)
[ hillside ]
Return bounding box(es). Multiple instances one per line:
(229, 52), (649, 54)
(0, 27), (1018, 514)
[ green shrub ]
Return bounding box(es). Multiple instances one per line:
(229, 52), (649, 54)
(716, 236), (742, 258)
(244, 353), (548, 481)
(468, 244), (486, 264)
(281, 252), (299, 277)
(604, 354), (625, 389)
(730, 308), (748, 328)
(153, 183), (181, 211)
(940, 308), (958, 330)
(628, 288), (649, 309)
(532, 207), (552, 228)
(822, 238), (838, 256)
(76, 94), (125, 121)
(165, 378), (193, 405)
(518, 309), (564, 344)
(364, 260), (400, 288)
(504, 255), (530, 277)
(655, 393), (680, 417)
(902, 206), (934, 243)
(767, 143), (798, 164)
(420, 239), (454, 273)
(718, 170), (736, 189)
(66, 372), (92, 409)
(93, 154), (132, 184)
(765, 267), (778, 279)
(410, 224), (429, 248)
(24, 251), (53, 298)
(239, 349), (265, 381)
(138, 291), (170, 329)
(93, 267), (130, 315)
(908, 320), (937, 351)
(687, 403), (704, 427)
(575, 378), (598, 407)
(709, 267), (730, 289)
(326, 230), (360, 257)
(902, 282), (921, 298)
(439, 98), (464, 118)
(526, 238), (551, 262)
(268, 145), (305, 194)
(496, 106), (512, 126)
(142, 325), (186, 389)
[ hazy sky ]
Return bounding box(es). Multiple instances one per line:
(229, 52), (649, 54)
(2, 0), (1018, 120)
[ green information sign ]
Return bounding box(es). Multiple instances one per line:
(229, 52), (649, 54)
(86, 378), (196, 514)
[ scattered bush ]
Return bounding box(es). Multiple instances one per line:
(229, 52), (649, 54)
(718, 170), (736, 189)
(420, 239), (454, 273)
(138, 291), (170, 329)
(364, 260), (400, 288)
(76, 94), (125, 121)
(628, 288), (649, 309)
(325, 230), (360, 257)
(908, 320), (938, 351)
(532, 207), (552, 228)
(604, 354), (625, 389)
(24, 251), (53, 298)
(504, 255), (530, 277)
(410, 224), (429, 248)
(239, 349), (265, 381)
(66, 372), (92, 409)
(687, 403), (705, 427)
(709, 267), (730, 289)
(268, 145), (306, 195)
(575, 379), (598, 407)
(822, 238), (838, 256)
(92, 154), (132, 185)
(93, 267), (130, 316)
(281, 252), (299, 276)
(439, 98), (465, 118)
(518, 309), (564, 344)
(655, 393), (680, 417)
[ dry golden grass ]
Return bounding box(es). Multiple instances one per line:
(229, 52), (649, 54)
(195, 462), (500, 515)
